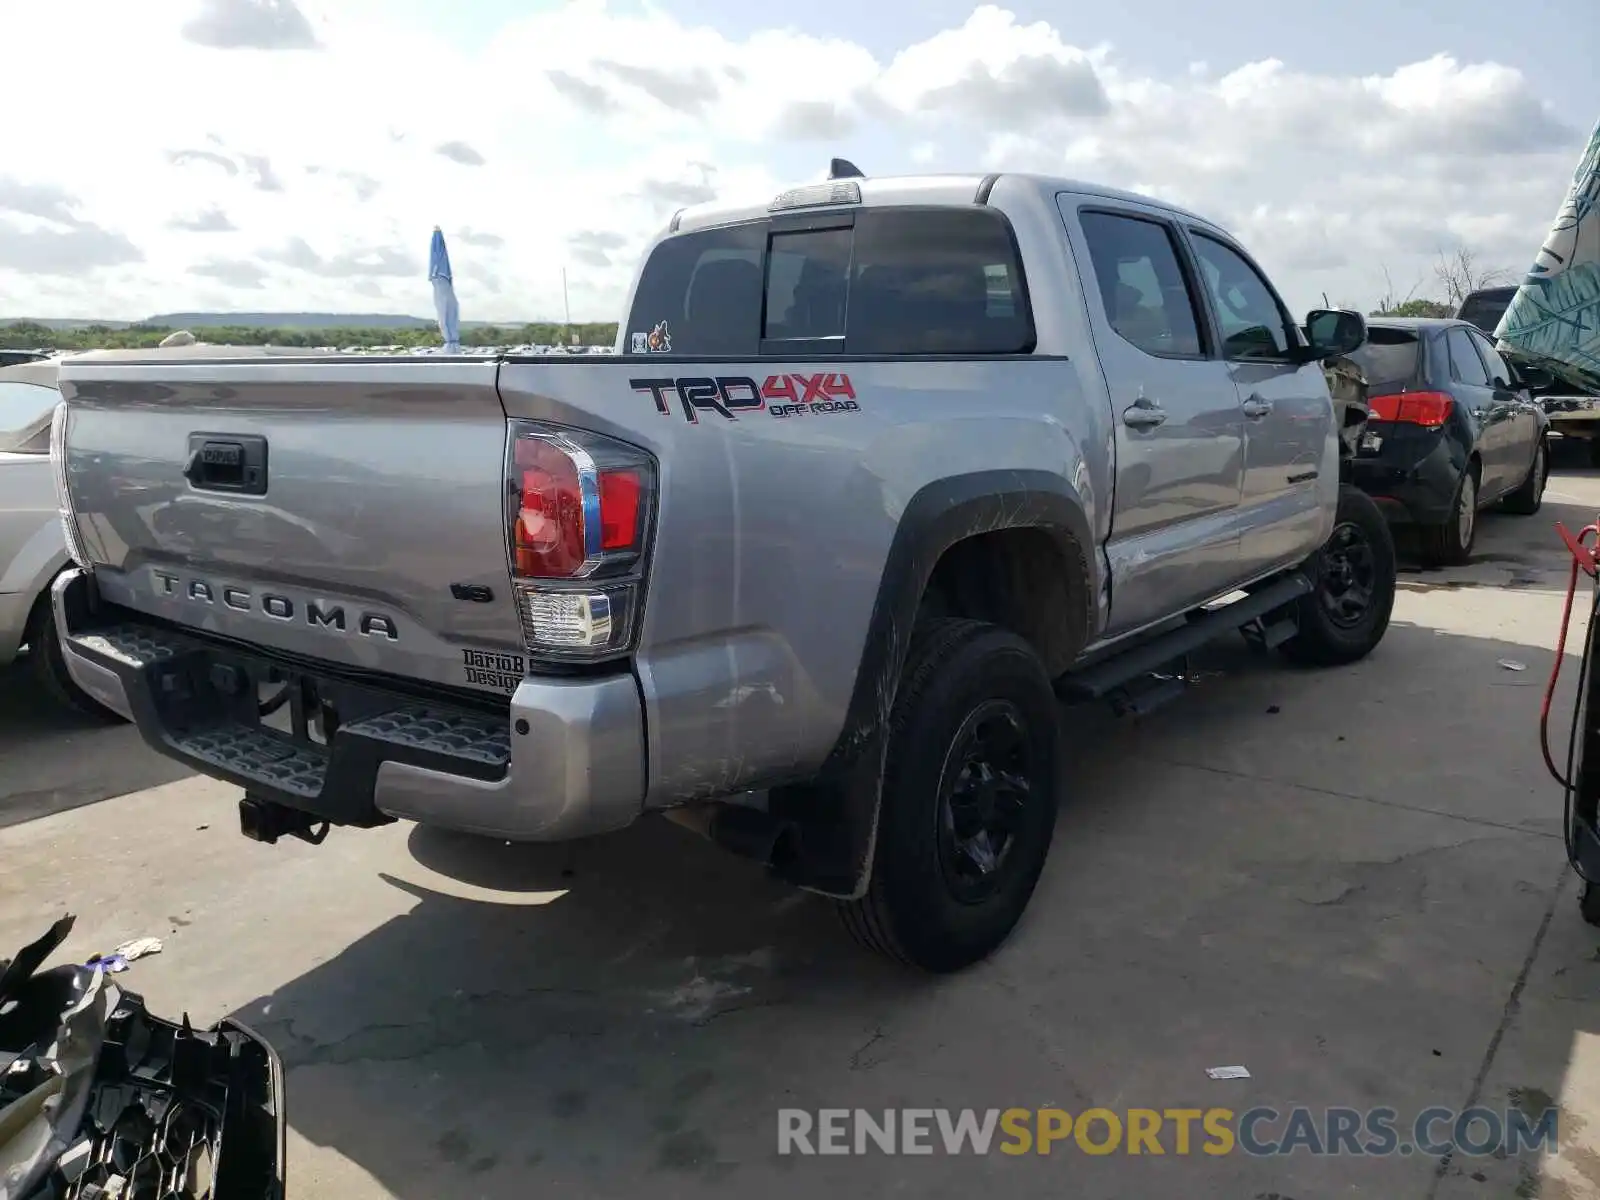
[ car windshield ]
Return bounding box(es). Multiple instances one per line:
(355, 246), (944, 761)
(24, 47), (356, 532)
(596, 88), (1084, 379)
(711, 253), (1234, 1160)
(0, 380), (59, 453)
(1346, 327), (1420, 388)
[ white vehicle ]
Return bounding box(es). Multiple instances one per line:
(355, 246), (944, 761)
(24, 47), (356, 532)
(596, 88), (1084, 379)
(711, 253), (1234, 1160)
(0, 361), (117, 715)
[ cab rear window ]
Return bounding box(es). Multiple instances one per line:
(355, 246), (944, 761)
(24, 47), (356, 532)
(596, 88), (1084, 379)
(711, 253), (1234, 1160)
(624, 207), (1035, 357)
(1346, 328), (1421, 388)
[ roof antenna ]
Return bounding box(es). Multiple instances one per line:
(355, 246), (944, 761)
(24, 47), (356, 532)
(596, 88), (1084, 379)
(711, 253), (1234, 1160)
(829, 157), (864, 180)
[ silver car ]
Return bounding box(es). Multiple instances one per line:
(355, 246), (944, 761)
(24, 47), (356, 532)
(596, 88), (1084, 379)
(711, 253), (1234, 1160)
(0, 359), (118, 716)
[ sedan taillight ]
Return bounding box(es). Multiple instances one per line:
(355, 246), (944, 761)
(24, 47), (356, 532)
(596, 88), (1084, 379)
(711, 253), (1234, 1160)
(1368, 391), (1453, 429)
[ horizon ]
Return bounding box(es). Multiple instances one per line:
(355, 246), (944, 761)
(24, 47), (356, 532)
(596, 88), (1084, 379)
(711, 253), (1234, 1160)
(0, 312), (605, 328)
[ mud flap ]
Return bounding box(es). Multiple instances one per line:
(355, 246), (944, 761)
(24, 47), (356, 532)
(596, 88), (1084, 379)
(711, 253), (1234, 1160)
(766, 737), (889, 901)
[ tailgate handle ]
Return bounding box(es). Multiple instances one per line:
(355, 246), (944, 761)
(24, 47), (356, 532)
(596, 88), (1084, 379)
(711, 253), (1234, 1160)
(185, 433), (268, 495)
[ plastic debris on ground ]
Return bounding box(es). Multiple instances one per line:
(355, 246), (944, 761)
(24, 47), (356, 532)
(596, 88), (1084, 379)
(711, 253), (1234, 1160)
(0, 915), (285, 1200)
(1498, 659), (1528, 672)
(1205, 1065), (1252, 1080)
(84, 942), (163, 977)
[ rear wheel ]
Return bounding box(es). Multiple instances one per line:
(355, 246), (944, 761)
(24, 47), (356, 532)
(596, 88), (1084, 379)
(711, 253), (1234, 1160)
(25, 590), (121, 720)
(1501, 439), (1547, 516)
(1278, 486), (1396, 667)
(1418, 464), (1478, 566)
(838, 618), (1060, 972)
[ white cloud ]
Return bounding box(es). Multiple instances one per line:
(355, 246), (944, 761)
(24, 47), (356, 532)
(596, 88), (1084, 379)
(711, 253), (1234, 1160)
(0, 0), (1583, 322)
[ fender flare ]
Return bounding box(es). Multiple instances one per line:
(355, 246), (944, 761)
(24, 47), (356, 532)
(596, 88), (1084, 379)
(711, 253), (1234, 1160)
(769, 469), (1095, 899)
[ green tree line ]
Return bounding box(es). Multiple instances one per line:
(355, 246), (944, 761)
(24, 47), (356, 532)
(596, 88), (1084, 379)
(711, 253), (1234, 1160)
(0, 321), (620, 352)
(1369, 299), (1452, 318)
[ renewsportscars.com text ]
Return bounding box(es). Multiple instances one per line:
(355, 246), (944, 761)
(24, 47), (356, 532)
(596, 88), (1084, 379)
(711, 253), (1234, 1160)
(777, 1106), (1558, 1158)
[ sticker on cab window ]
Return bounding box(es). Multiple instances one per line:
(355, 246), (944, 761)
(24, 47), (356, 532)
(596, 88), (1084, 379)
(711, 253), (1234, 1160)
(646, 321), (672, 353)
(630, 330), (648, 354)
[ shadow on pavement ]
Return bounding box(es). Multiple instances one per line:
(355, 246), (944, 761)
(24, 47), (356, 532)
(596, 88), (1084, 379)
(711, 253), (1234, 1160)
(0, 651), (193, 829)
(227, 585), (1600, 1198)
(1390, 491), (1598, 580)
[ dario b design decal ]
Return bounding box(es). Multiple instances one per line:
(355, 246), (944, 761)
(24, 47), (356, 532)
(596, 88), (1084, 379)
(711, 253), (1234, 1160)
(462, 648), (525, 693)
(629, 373), (860, 423)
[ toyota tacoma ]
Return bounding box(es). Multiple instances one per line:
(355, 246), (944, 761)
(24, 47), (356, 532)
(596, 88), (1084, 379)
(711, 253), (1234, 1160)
(48, 168), (1394, 971)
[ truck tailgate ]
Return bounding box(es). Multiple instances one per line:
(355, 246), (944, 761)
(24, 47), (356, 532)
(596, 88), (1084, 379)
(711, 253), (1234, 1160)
(57, 358), (526, 696)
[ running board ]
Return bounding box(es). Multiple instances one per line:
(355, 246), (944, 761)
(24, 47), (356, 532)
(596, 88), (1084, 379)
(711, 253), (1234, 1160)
(1058, 574), (1311, 702)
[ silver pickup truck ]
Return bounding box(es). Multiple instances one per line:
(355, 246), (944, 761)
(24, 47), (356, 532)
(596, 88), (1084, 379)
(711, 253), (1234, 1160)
(49, 169), (1395, 971)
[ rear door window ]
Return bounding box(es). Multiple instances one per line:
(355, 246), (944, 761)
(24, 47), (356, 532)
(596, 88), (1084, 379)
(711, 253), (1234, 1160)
(624, 207), (1034, 357)
(1346, 328), (1420, 389)
(1468, 328), (1514, 387)
(1077, 211), (1204, 357)
(1446, 326), (1490, 386)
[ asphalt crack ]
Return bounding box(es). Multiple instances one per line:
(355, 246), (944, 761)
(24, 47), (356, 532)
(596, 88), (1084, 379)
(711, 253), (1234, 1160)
(250, 983), (610, 1069)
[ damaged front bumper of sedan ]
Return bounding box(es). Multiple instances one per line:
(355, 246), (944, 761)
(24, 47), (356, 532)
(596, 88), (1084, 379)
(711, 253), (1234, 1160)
(0, 916), (285, 1200)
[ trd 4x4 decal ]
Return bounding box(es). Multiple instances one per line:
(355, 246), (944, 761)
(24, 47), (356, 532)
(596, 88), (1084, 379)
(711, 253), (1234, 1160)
(629, 373), (860, 423)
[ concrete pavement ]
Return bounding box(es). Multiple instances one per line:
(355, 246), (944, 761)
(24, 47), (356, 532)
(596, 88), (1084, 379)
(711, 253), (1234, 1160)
(3, 473), (1599, 1198)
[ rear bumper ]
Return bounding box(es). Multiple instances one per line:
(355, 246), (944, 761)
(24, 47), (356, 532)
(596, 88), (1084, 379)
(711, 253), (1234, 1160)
(1346, 437), (1461, 526)
(51, 568), (646, 841)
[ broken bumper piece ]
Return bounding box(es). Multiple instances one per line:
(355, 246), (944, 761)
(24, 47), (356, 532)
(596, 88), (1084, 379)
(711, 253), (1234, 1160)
(0, 916), (286, 1200)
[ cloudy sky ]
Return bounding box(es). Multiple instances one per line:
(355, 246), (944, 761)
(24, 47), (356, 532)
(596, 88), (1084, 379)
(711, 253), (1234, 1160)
(3, 0), (1595, 322)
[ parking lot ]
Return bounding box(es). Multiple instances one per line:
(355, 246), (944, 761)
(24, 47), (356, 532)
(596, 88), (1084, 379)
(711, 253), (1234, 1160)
(3, 471), (1600, 1200)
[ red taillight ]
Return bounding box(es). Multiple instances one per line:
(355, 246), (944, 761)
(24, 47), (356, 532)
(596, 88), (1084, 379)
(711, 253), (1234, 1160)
(513, 437), (586, 577)
(504, 422), (654, 663)
(1368, 391), (1453, 429)
(599, 469), (642, 551)
(507, 426), (653, 581)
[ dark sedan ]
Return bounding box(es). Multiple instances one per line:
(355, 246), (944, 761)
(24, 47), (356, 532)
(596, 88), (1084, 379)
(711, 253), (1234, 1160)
(1345, 318), (1548, 565)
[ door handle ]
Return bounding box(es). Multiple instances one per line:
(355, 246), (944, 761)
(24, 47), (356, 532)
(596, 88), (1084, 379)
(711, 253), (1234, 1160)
(1122, 399), (1167, 430)
(1241, 395), (1273, 420)
(183, 434), (269, 495)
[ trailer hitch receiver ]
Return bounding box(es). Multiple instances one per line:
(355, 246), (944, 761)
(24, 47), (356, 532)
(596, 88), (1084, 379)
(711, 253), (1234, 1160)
(239, 794), (330, 845)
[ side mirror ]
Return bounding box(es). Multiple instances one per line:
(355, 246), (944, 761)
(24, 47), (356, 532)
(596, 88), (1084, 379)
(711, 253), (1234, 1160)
(1303, 308), (1367, 361)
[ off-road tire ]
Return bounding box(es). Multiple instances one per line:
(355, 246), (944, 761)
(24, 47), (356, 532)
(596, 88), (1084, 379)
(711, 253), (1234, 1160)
(1418, 463), (1479, 567)
(1279, 485), (1396, 667)
(24, 590), (120, 720)
(1501, 438), (1548, 516)
(838, 618), (1060, 973)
